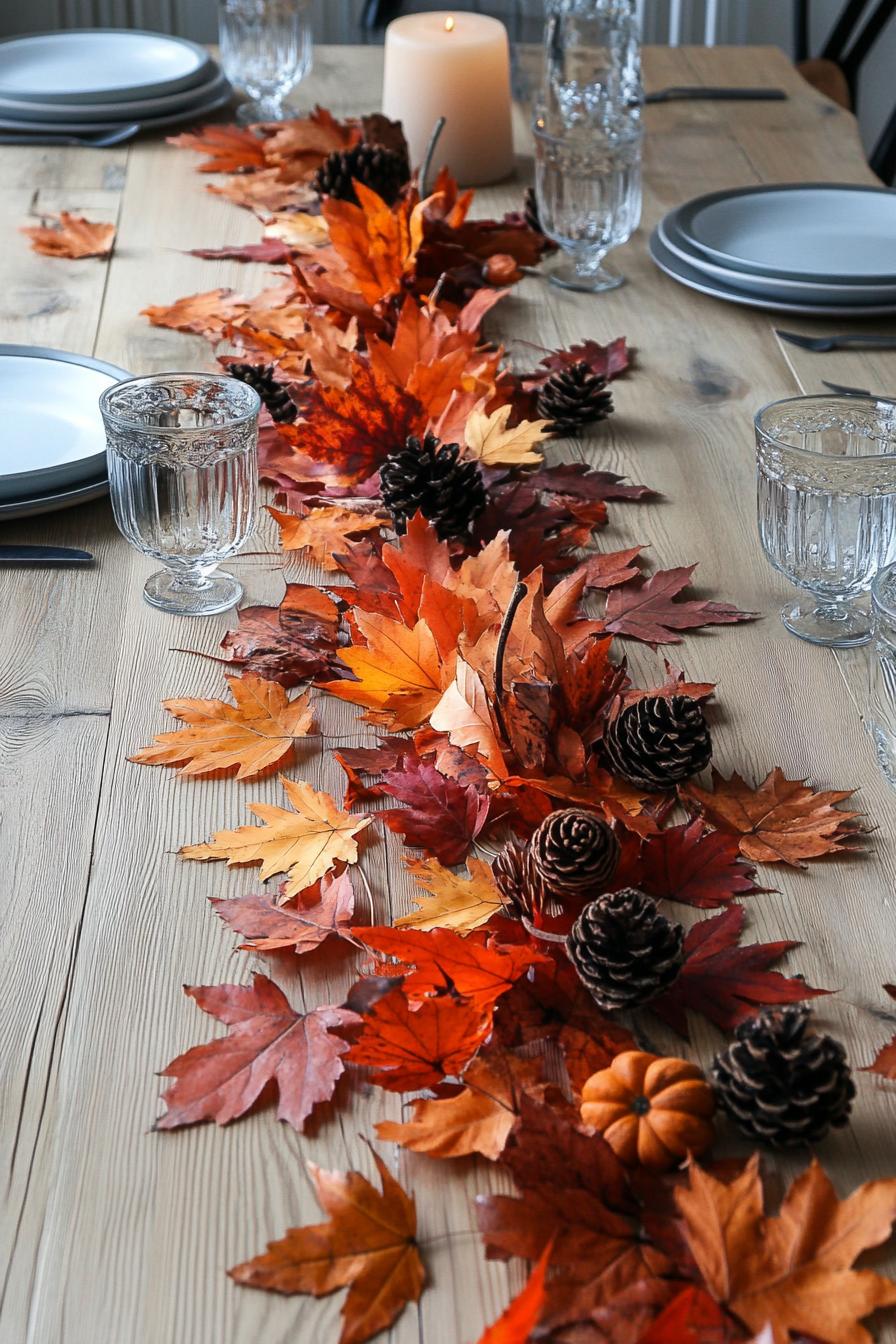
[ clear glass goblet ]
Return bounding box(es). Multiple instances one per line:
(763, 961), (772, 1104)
(100, 373), (260, 617)
(219, 0), (312, 124)
(533, 113), (642, 293)
(868, 562), (896, 790)
(755, 394), (896, 648)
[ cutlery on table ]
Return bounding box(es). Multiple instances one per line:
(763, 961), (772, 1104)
(822, 379), (874, 397)
(645, 86), (787, 103)
(0, 545), (94, 566)
(0, 123), (140, 149)
(776, 329), (896, 352)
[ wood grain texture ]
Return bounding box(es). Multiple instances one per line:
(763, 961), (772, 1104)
(3, 45), (896, 1344)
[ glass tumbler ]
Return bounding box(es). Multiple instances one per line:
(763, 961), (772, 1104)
(219, 0), (312, 124)
(755, 394), (896, 647)
(868, 563), (896, 789)
(100, 373), (260, 617)
(533, 113), (642, 292)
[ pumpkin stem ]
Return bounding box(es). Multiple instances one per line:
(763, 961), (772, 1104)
(631, 1094), (651, 1115)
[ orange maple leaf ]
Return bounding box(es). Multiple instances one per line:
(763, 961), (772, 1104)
(320, 181), (423, 305)
(477, 1243), (552, 1344)
(142, 287), (248, 338)
(208, 169), (309, 212)
(229, 1149), (424, 1344)
(22, 211), (115, 259)
(129, 674), (312, 779)
(677, 1155), (896, 1344)
(356, 926), (545, 1011)
(398, 856), (504, 932)
(346, 985), (492, 1091)
(320, 611), (449, 729)
(269, 505), (387, 571)
(167, 122), (268, 171)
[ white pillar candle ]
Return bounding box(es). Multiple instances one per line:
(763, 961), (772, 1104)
(382, 11), (514, 188)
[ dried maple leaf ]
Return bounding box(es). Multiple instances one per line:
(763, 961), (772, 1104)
(155, 973), (358, 1130)
(575, 546), (646, 592)
(379, 755), (490, 865)
(269, 504), (386, 571)
(650, 904), (830, 1039)
(862, 984), (896, 1079)
(398, 856), (504, 932)
(22, 211), (115, 259)
(683, 767), (863, 867)
(211, 870), (355, 954)
(181, 776), (371, 899)
(463, 405), (553, 467)
(207, 169), (308, 212)
(263, 211), (330, 250)
(321, 612), (447, 729)
(638, 1285), (740, 1344)
(220, 582), (343, 686)
(129, 674), (313, 780)
(614, 820), (763, 909)
(346, 985), (492, 1090)
(375, 1050), (545, 1160)
(356, 926), (545, 1011)
(167, 122), (267, 171)
(430, 659), (508, 780)
(604, 565), (757, 646)
(477, 1242), (552, 1344)
(677, 1155), (896, 1344)
(229, 1149), (424, 1344)
(523, 336), (633, 388)
(141, 287), (248, 339)
(322, 182), (421, 305)
(189, 238), (294, 264)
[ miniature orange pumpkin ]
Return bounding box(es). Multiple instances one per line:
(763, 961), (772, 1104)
(580, 1049), (715, 1171)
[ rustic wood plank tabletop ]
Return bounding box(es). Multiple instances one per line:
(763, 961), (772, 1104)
(2, 43), (896, 1344)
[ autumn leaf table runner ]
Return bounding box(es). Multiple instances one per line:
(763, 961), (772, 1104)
(4, 42), (896, 1344)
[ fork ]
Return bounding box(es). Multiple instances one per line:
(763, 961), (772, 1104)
(776, 329), (896, 352)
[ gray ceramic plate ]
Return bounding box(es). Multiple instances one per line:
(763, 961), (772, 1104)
(0, 84), (233, 134)
(0, 66), (228, 123)
(0, 346), (129, 502)
(649, 228), (896, 317)
(0, 30), (212, 104)
(0, 473), (108, 521)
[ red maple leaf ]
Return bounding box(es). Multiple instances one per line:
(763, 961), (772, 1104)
(155, 974), (359, 1130)
(614, 820), (764, 909)
(355, 926), (546, 1011)
(650, 905), (831, 1039)
(523, 336), (634, 387)
(346, 985), (492, 1090)
(190, 239), (294, 264)
(604, 565), (757, 646)
(379, 755), (490, 865)
(210, 871), (355, 954)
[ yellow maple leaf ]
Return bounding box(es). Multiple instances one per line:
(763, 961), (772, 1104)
(397, 856), (503, 932)
(130, 674), (313, 781)
(320, 612), (450, 729)
(181, 776), (372, 899)
(269, 505), (387, 571)
(463, 405), (553, 467)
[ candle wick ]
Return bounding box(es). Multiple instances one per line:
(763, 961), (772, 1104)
(444, 15), (455, 31)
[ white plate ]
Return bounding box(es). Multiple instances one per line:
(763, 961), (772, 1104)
(0, 30), (212, 104)
(0, 347), (129, 502)
(0, 86), (234, 135)
(649, 229), (896, 317)
(659, 211), (896, 306)
(0, 66), (228, 123)
(0, 474), (108, 521)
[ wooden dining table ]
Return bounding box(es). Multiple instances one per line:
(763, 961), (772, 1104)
(3, 41), (896, 1344)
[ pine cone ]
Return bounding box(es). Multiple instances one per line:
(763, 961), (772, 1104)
(523, 186), (545, 236)
(536, 361), (613, 435)
(379, 432), (486, 540)
(228, 362), (297, 424)
(603, 695), (711, 792)
(530, 808), (619, 898)
(493, 838), (542, 918)
(567, 888), (684, 1012)
(712, 1005), (855, 1148)
(312, 141), (410, 206)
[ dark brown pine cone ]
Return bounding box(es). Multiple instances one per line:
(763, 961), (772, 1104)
(312, 141), (410, 206)
(228, 362), (297, 424)
(530, 808), (619, 898)
(712, 1005), (855, 1148)
(536, 361), (613, 435)
(379, 432), (486, 540)
(602, 695), (711, 792)
(566, 888), (684, 1012)
(492, 838), (542, 918)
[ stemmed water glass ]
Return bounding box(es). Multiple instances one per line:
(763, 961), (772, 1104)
(219, 0), (313, 124)
(868, 563), (896, 789)
(755, 394), (896, 647)
(100, 373), (260, 617)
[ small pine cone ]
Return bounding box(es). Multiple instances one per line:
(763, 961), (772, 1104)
(712, 1005), (855, 1148)
(536, 361), (613, 435)
(567, 888), (684, 1012)
(493, 838), (543, 918)
(379, 432), (486, 540)
(312, 141), (410, 206)
(603, 695), (712, 792)
(530, 808), (619, 898)
(228, 361), (297, 424)
(523, 186), (545, 236)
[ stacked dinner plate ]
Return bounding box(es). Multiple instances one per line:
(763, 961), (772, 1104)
(0, 347), (129, 521)
(650, 183), (896, 317)
(0, 29), (232, 136)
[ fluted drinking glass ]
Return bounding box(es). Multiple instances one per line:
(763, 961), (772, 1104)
(101, 373), (259, 617)
(219, 0), (312, 124)
(868, 563), (896, 789)
(755, 394), (896, 647)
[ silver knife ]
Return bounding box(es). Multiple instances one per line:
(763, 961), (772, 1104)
(645, 86), (788, 103)
(0, 545), (94, 566)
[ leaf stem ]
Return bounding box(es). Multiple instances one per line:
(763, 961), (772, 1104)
(420, 116), (446, 198)
(492, 581), (527, 744)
